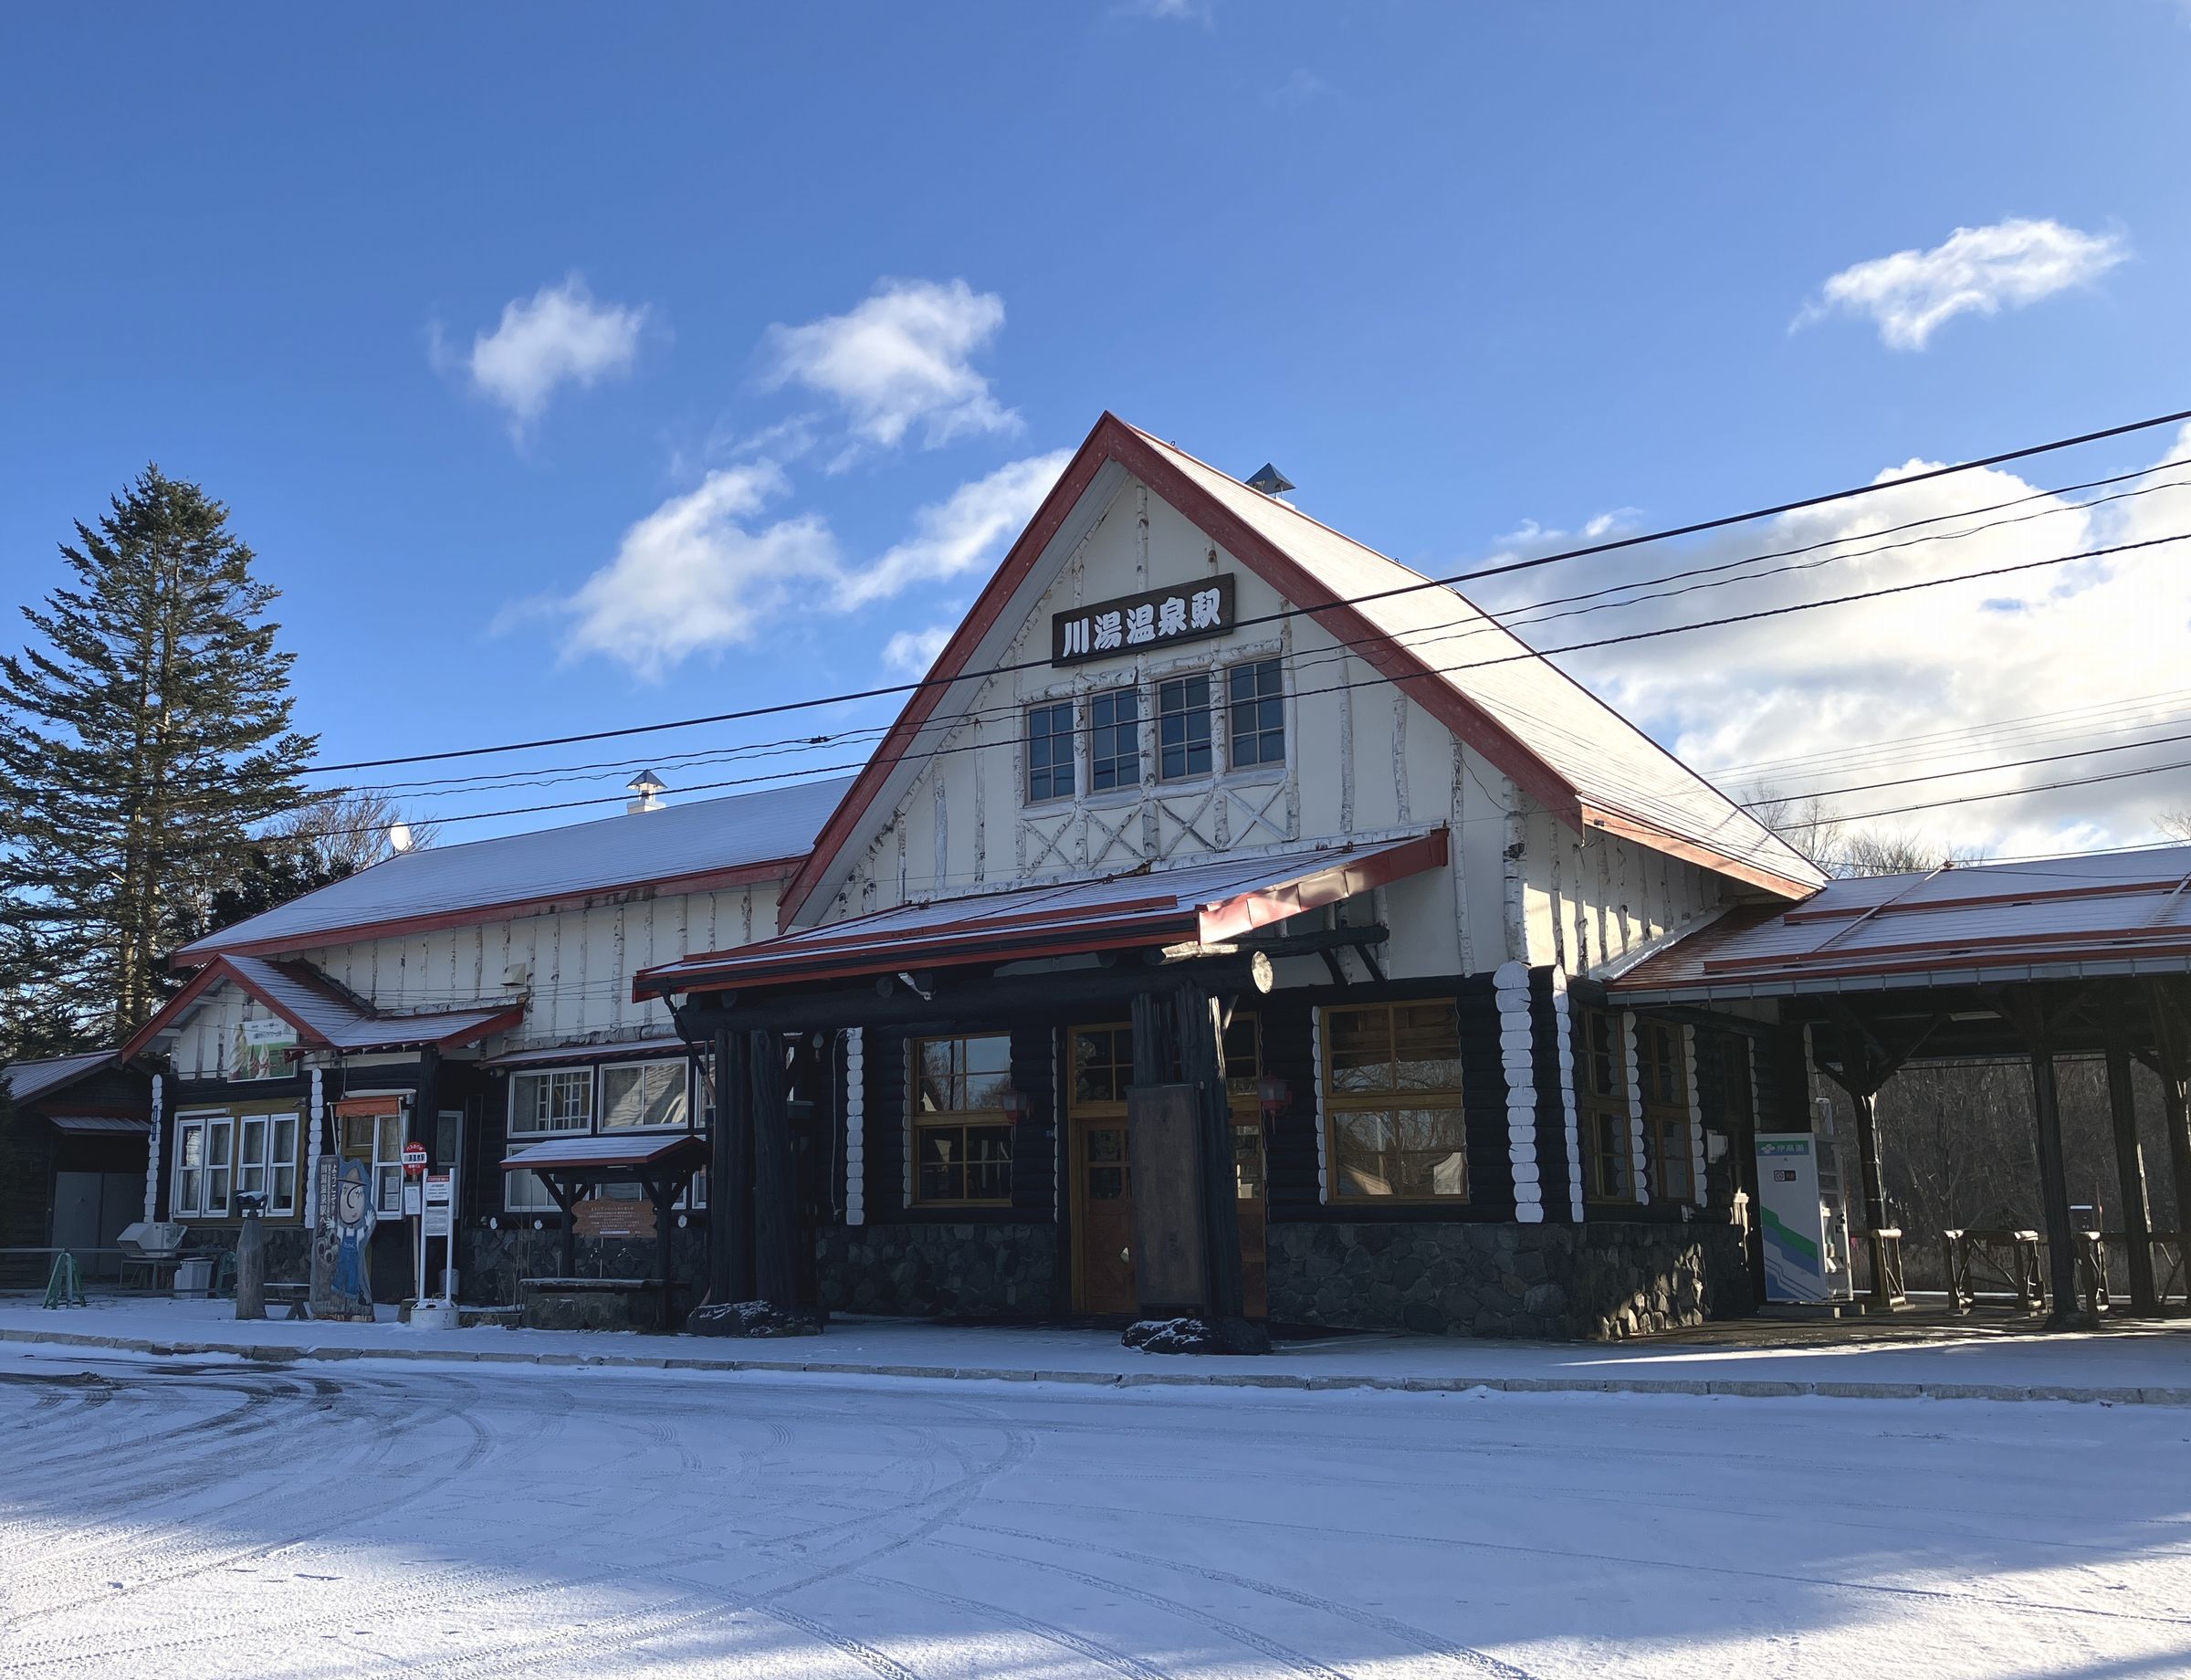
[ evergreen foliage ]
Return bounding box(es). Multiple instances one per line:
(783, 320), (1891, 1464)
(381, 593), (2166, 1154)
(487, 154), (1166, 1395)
(0, 467), (316, 1045)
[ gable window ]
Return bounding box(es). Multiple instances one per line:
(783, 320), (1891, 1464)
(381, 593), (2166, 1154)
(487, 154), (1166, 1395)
(1637, 1019), (1693, 1202)
(1158, 675), (1212, 781)
(1320, 1001), (1469, 1201)
(1227, 658), (1284, 770)
(1026, 701), (1075, 802)
(172, 1113), (235, 1219)
(510, 1069), (592, 1136)
(601, 1060), (689, 1130)
(1576, 1007), (1632, 1203)
(911, 1034), (1014, 1205)
(1088, 687), (1141, 792)
(236, 1111), (299, 1217)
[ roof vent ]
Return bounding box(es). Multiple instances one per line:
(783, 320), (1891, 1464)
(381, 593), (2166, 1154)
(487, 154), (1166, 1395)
(1245, 463), (1295, 496)
(626, 769), (668, 814)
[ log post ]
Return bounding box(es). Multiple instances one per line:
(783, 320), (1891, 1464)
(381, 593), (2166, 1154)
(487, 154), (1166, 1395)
(750, 1029), (798, 1309)
(2104, 1027), (2159, 1313)
(2029, 1046), (2091, 1328)
(711, 1025), (752, 1306)
(1175, 983), (1247, 1325)
(1835, 1020), (1898, 1312)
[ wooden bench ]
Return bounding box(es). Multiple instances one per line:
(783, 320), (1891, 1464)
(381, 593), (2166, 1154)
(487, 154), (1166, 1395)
(261, 1282), (312, 1320)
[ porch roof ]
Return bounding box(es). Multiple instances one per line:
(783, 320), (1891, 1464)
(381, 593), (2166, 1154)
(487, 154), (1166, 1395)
(48, 1114), (152, 1135)
(1, 1049), (120, 1107)
(1609, 844), (2191, 1003)
(634, 829), (1448, 1001)
(501, 1132), (708, 1173)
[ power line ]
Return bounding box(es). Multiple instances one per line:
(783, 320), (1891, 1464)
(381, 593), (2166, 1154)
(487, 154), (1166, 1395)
(1770, 754), (2191, 831)
(1739, 728), (2191, 804)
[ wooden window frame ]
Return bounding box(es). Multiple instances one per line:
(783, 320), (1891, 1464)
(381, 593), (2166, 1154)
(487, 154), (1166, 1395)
(1156, 673), (1213, 782)
(1636, 1018), (1693, 1203)
(909, 1033), (1016, 1208)
(1575, 1005), (1633, 1204)
(1318, 999), (1472, 1204)
(1025, 700), (1076, 803)
(1225, 656), (1285, 771)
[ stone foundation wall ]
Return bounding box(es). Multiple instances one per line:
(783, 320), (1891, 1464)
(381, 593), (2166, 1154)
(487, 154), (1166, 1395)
(816, 1223), (1058, 1318)
(1268, 1219), (1751, 1340)
(460, 1225), (708, 1307)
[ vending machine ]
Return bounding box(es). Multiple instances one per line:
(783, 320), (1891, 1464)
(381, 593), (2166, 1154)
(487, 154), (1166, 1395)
(1755, 1132), (1853, 1303)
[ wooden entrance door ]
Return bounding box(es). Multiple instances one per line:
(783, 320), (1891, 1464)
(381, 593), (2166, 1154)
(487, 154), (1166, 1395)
(1068, 1020), (1268, 1318)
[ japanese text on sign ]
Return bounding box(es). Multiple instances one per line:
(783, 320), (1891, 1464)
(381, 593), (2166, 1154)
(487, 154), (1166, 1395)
(1052, 574), (1235, 667)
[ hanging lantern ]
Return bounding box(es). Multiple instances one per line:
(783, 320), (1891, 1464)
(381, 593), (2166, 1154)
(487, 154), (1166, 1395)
(1255, 1072), (1291, 1121)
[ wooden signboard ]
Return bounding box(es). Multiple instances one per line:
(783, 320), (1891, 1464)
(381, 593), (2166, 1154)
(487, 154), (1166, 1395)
(1125, 1083), (1208, 1319)
(1052, 574), (1235, 667)
(575, 1196), (656, 1241)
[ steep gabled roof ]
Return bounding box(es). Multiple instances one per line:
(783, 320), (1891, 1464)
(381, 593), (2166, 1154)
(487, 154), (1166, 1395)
(176, 776), (854, 964)
(118, 953), (524, 1063)
(2, 1049), (121, 1107)
(779, 414), (1822, 923)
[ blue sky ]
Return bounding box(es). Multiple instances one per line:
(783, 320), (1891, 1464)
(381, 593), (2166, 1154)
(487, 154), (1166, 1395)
(5, 4), (2189, 854)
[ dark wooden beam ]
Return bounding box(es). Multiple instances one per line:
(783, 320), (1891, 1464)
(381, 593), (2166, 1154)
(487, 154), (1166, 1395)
(1175, 981), (1247, 1326)
(2104, 1028), (2158, 1313)
(750, 1031), (797, 1310)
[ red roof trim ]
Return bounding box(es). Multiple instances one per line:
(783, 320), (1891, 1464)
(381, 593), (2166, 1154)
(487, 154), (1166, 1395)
(1197, 828), (1449, 941)
(118, 955), (526, 1062)
(173, 854), (802, 968)
(1578, 804), (1822, 901)
(1777, 872), (2191, 924)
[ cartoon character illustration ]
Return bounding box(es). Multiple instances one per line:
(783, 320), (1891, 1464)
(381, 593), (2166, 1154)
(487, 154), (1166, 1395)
(333, 1157), (376, 1304)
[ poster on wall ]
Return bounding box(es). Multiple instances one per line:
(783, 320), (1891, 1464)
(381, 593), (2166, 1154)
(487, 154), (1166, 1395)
(234, 1015), (299, 1081)
(309, 1155), (378, 1320)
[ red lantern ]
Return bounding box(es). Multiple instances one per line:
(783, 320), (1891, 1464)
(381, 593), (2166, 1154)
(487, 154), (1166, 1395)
(998, 1086), (1033, 1124)
(1255, 1073), (1290, 1121)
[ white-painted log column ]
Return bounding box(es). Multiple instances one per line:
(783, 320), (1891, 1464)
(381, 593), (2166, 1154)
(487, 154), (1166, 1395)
(1494, 961), (1543, 1223)
(844, 1029), (865, 1226)
(1621, 1010), (1650, 1203)
(304, 1066), (325, 1230)
(1550, 970), (1584, 1222)
(142, 1073), (162, 1221)
(1682, 1024), (1708, 1206)
(1311, 1011), (1328, 1202)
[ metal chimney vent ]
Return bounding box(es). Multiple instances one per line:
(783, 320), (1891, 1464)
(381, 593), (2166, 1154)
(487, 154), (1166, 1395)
(626, 769), (668, 814)
(1245, 463), (1295, 496)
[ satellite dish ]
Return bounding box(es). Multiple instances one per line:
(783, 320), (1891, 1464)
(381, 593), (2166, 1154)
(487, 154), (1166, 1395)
(388, 822), (414, 854)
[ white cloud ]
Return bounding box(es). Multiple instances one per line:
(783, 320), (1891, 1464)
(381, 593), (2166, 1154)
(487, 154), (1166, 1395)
(452, 277), (648, 432)
(1796, 218), (2126, 351)
(835, 450), (1071, 609)
(1116, 0), (1212, 18)
(883, 625), (953, 676)
(763, 278), (1016, 455)
(1264, 69), (1328, 108)
(536, 449), (1069, 680)
(1465, 427), (2191, 857)
(551, 462), (839, 681)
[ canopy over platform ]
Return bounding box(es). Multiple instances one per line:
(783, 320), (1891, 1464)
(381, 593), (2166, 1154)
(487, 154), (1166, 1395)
(634, 829), (1447, 1003)
(502, 1132), (708, 1306)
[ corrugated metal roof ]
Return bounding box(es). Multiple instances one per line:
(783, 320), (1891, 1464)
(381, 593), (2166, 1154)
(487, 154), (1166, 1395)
(484, 1035), (689, 1069)
(1127, 424), (1824, 896)
(177, 777), (854, 962)
(2, 1050), (120, 1107)
(640, 831), (1445, 997)
(1611, 845), (2191, 1000)
(502, 1132), (708, 1171)
(225, 956), (519, 1051)
(49, 1114), (152, 1135)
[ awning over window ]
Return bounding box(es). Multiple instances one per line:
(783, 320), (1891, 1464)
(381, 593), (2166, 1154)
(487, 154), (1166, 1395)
(502, 1132), (709, 1174)
(634, 830), (1447, 1002)
(334, 1094), (407, 1118)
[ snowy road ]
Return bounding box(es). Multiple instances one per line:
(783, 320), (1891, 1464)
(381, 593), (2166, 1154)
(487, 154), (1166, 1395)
(2, 1349), (2187, 1679)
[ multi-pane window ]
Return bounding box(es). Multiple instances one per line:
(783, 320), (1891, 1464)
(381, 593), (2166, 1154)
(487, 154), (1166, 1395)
(1026, 701), (1075, 802)
(911, 1034), (1014, 1204)
(1158, 675), (1212, 780)
(1636, 1019), (1693, 1202)
(1577, 1007), (1632, 1203)
(1088, 687), (1141, 792)
(1321, 1001), (1470, 1201)
(600, 1060), (689, 1130)
(341, 1109), (407, 1217)
(1227, 658), (1284, 769)
(173, 1114), (235, 1219)
(1073, 1025), (1135, 1106)
(236, 1111), (299, 1217)
(510, 1069), (592, 1135)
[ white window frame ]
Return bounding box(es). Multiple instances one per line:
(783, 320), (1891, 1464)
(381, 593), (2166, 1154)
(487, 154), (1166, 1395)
(235, 1108), (300, 1218)
(599, 1058), (692, 1132)
(172, 1111), (235, 1219)
(508, 1068), (593, 1138)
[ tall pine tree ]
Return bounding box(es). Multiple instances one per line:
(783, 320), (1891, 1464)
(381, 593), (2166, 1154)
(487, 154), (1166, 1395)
(0, 467), (316, 1044)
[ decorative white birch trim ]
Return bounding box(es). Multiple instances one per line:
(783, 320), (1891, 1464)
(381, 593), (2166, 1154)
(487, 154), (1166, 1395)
(1494, 961), (1542, 1223)
(1311, 1010), (1328, 1203)
(1683, 1024), (1708, 1206)
(304, 1066), (324, 1230)
(144, 1074), (163, 1222)
(900, 1036), (914, 1210)
(1551, 971), (1584, 1222)
(1621, 1010), (1648, 1203)
(844, 1028), (865, 1226)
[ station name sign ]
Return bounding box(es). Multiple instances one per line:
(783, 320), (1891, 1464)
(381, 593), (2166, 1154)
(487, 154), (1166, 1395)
(1051, 573), (1237, 667)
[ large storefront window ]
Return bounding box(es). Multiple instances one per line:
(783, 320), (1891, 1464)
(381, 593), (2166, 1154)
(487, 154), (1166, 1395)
(1577, 1006), (1633, 1203)
(911, 1034), (1014, 1205)
(1321, 1000), (1469, 1201)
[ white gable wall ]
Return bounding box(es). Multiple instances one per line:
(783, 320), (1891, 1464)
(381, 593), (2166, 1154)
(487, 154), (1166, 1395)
(824, 475), (1565, 979)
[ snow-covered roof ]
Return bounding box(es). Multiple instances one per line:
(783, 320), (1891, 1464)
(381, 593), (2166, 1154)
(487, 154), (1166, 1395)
(2, 1049), (120, 1107)
(641, 831), (1447, 998)
(1611, 845), (2191, 1001)
(118, 953), (525, 1062)
(502, 1132), (708, 1172)
(176, 776), (854, 962)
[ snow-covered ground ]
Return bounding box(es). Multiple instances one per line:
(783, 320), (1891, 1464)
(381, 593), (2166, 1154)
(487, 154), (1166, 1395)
(3, 1343), (2187, 1678)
